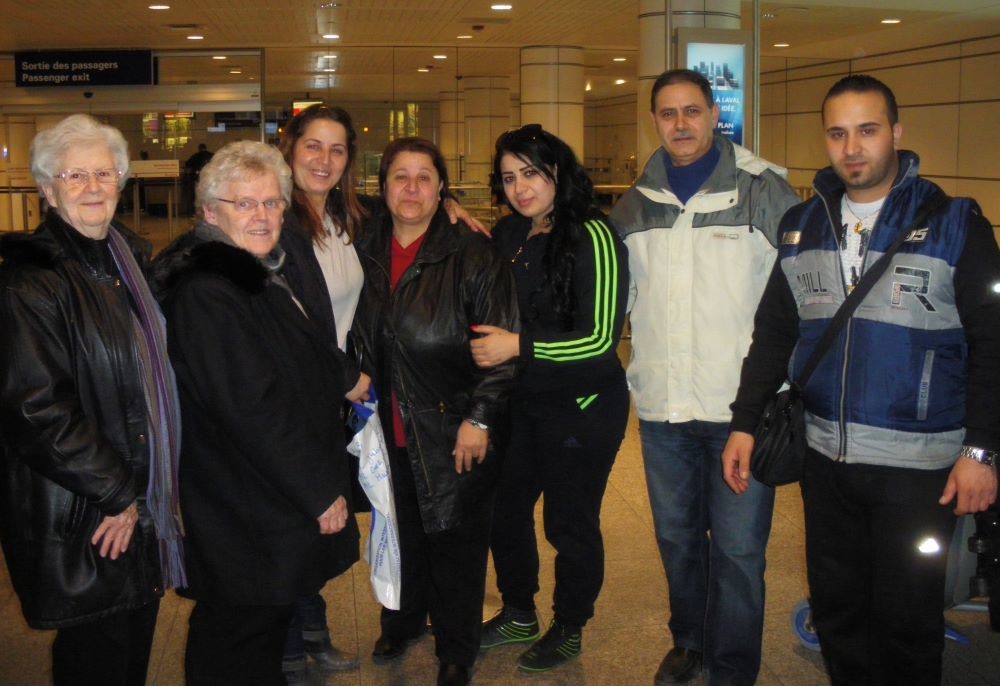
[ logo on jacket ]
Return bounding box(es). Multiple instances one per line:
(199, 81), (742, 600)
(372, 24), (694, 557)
(782, 230), (801, 245)
(904, 227), (930, 242)
(796, 271), (829, 295)
(891, 265), (936, 312)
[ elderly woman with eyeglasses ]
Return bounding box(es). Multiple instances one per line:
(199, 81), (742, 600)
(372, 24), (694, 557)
(0, 114), (184, 685)
(152, 140), (367, 684)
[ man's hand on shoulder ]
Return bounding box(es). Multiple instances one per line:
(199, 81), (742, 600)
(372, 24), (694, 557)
(939, 457), (998, 515)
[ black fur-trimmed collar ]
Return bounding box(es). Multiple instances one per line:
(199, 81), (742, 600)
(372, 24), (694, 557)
(189, 241), (269, 293)
(152, 232), (269, 297)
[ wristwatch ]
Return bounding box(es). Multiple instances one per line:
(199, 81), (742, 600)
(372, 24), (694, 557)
(465, 418), (489, 431)
(959, 445), (999, 468)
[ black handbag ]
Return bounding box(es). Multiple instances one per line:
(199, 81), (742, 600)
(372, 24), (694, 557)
(750, 191), (947, 486)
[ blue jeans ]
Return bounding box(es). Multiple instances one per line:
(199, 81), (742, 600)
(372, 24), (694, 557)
(283, 593), (329, 668)
(640, 420), (775, 685)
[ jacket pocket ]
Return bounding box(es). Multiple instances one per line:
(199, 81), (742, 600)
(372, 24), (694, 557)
(61, 493), (89, 539)
(917, 349), (934, 421)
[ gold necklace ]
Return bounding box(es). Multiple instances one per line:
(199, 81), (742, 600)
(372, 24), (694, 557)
(845, 201), (881, 234)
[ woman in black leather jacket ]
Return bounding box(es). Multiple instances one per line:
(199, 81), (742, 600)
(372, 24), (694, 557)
(352, 137), (519, 686)
(0, 114), (184, 685)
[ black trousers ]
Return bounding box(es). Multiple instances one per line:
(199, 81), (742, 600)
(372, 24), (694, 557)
(185, 599), (294, 685)
(380, 447), (495, 667)
(51, 599), (159, 685)
(802, 448), (957, 685)
(490, 383), (629, 628)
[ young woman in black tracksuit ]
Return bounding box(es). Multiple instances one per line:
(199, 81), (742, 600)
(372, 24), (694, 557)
(470, 124), (630, 672)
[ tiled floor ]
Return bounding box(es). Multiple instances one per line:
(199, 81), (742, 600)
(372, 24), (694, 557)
(1, 215), (998, 685)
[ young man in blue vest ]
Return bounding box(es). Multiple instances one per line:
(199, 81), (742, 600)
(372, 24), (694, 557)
(724, 74), (1000, 684)
(610, 69), (799, 685)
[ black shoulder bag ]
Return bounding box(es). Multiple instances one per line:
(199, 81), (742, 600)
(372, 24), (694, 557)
(750, 191), (947, 486)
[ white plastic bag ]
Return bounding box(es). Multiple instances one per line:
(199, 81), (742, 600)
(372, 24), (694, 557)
(346, 387), (401, 610)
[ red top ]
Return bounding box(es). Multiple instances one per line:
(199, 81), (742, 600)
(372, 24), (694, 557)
(390, 232), (427, 448)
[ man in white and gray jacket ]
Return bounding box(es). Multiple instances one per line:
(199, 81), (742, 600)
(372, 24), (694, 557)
(610, 69), (799, 686)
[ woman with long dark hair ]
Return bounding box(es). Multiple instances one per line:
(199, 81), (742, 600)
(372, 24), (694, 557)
(471, 124), (630, 673)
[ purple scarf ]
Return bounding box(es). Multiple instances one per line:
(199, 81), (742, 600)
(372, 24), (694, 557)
(108, 227), (186, 589)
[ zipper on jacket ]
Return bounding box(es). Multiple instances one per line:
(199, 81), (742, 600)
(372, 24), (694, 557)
(816, 193), (852, 461)
(815, 169), (903, 461)
(383, 257), (435, 496)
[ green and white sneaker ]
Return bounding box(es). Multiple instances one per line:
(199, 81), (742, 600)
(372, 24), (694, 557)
(479, 607), (541, 650)
(517, 620), (582, 672)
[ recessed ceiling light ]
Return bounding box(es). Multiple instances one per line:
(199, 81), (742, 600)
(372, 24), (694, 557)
(322, 33), (340, 39)
(881, 18), (901, 24)
(322, 54), (337, 59)
(615, 79), (626, 85)
(212, 55), (227, 60)
(417, 67), (430, 73)
(613, 57), (627, 62)
(491, 3), (513, 10)
(229, 70), (242, 74)
(187, 35), (204, 40)
(323, 68), (336, 73)
(457, 35), (472, 39)
(433, 54), (447, 60)
(773, 43), (790, 48)
(148, 4), (170, 9)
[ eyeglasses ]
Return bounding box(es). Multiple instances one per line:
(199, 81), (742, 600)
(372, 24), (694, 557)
(55, 168), (123, 187)
(215, 197), (288, 213)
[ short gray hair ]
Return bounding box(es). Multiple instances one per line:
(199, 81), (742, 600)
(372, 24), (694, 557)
(196, 140), (292, 214)
(30, 114), (130, 191)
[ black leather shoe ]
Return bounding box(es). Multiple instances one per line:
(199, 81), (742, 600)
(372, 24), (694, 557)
(654, 647), (703, 685)
(437, 662), (470, 686)
(372, 634), (414, 663)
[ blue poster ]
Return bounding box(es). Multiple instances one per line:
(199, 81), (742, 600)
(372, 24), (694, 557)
(686, 42), (745, 145)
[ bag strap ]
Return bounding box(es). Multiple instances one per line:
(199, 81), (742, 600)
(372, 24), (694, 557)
(792, 189), (948, 392)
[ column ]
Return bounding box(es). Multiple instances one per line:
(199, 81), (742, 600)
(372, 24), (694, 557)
(438, 90), (464, 182)
(463, 76), (511, 186)
(519, 46), (585, 159)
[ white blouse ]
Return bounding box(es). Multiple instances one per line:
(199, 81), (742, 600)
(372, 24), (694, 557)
(313, 214), (364, 352)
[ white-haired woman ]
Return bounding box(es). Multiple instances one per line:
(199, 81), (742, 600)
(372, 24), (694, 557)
(152, 141), (367, 684)
(0, 114), (184, 684)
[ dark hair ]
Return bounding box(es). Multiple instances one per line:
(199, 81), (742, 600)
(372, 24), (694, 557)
(491, 123), (598, 326)
(377, 137), (450, 202)
(822, 74), (899, 126)
(279, 104), (367, 245)
(650, 69), (714, 112)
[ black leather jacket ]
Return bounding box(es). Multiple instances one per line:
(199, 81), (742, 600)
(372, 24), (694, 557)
(353, 209), (519, 533)
(0, 211), (162, 629)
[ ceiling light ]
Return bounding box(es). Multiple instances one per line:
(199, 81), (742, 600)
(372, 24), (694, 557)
(615, 79), (626, 85)
(148, 4), (170, 9)
(417, 67), (430, 73)
(491, 3), (513, 10)
(585, 81), (592, 92)
(187, 35), (204, 40)
(229, 70), (242, 74)
(322, 54), (337, 59)
(322, 33), (340, 39)
(881, 18), (901, 24)
(773, 43), (790, 48)
(323, 68), (336, 73)
(433, 54), (447, 60)
(613, 57), (627, 62)
(212, 55), (227, 60)
(457, 35), (472, 39)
